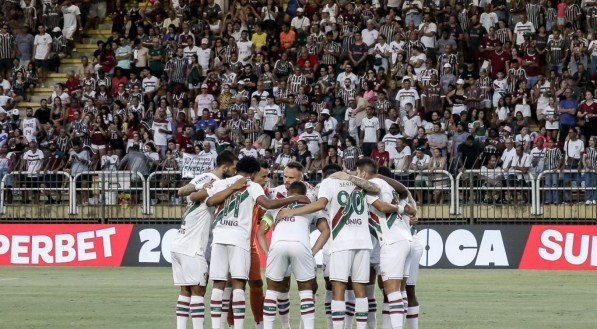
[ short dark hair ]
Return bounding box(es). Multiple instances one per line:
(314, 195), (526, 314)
(259, 158), (270, 169)
(216, 151), (237, 167)
(377, 166), (393, 178)
(288, 181), (307, 195)
(356, 157), (378, 175)
(236, 156), (261, 174)
(286, 161), (305, 172)
(322, 164), (342, 178)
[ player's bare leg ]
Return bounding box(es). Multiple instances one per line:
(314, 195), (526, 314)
(249, 279), (265, 329)
(324, 276), (333, 329)
(406, 284), (419, 329)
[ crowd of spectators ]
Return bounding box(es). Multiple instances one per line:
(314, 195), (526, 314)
(0, 0), (595, 206)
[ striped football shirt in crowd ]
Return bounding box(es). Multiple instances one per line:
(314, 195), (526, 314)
(337, 87), (357, 107)
(496, 28), (510, 44)
(586, 147), (597, 169)
(379, 23), (396, 42)
(565, 4), (582, 30)
(287, 74), (308, 94)
(374, 100), (392, 130)
(544, 147), (563, 170)
(165, 57), (188, 84)
(321, 41), (341, 65)
(526, 3), (541, 28)
(343, 146), (362, 171)
(547, 38), (567, 65)
(0, 32), (14, 59)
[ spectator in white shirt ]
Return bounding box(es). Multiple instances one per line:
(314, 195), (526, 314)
(410, 147), (431, 202)
(360, 107), (380, 156)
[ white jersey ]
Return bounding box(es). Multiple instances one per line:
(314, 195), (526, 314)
(271, 202), (318, 249)
(207, 175), (265, 251)
(317, 178), (378, 252)
(368, 178), (412, 245)
(197, 48), (211, 73)
(171, 172), (219, 256)
(268, 183), (317, 202)
(262, 104), (281, 131)
(299, 131), (323, 155)
(22, 117), (37, 142)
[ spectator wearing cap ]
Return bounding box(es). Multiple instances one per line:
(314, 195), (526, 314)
(360, 106), (380, 157)
(194, 84), (214, 114)
(299, 122), (323, 157)
(320, 108), (337, 147)
(197, 38), (212, 76)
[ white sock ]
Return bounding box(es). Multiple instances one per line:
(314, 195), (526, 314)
(190, 295), (205, 329)
(401, 291), (408, 326)
(277, 292), (291, 329)
(406, 306), (419, 329)
(209, 289), (223, 329)
(299, 290), (315, 329)
(354, 297), (368, 329)
(366, 285), (376, 329)
(325, 290), (333, 329)
(263, 290), (278, 329)
(176, 295), (191, 329)
(232, 289), (245, 329)
(344, 290), (355, 329)
(221, 287), (232, 328)
(387, 292), (405, 329)
(331, 299), (346, 329)
(382, 301), (391, 329)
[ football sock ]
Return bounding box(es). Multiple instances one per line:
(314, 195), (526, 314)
(325, 290), (333, 329)
(299, 290), (315, 329)
(263, 290), (278, 329)
(331, 299), (346, 329)
(176, 295), (191, 329)
(387, 291), (405, 329)
(406, 306), (419, 329)
(210, 289), (223, 329)
(232, 289), (246, 329)
(222, 287), (232, 328)
(366, 285), (377, 329)
(344, 290), (355, 329)
(190, 295), (205, 329)
(382, 300), (391, 329)
(354, 297), (368, 329)
(250, 285), (265, 324)
(277, 292), (291, 329)
(401, 291), (408, 326)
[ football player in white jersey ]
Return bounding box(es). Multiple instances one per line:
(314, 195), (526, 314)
(402, 213), (424, 329)
(369, 166), (417, 329)
(257, 181), (330, 329)
(266, 161), (317, 329)
(278, 158), (401, 329)
(171, 151), (238, 329)
(205, 156), (310, 329)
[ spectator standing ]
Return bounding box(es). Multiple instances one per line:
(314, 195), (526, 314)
(61, 0), (82, 56)
(20, 141), (44, 204)
(33, 25), (53, 87)
(558, 88), (578, 144)
(562, 129), (584, 203)
(582, 137), (597, 205)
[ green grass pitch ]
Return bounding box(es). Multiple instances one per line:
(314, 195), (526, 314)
(1, 267), (596, 329)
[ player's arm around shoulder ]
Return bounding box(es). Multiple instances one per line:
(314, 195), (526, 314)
(328, 171), (381, 195)
(371, 198), (402, 214)
(205, 177), (250, 206)
(256, 193), (311, 210)
(276, 197), (328, 218)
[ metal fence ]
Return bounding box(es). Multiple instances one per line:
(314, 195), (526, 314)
(0, 170), (595, 224)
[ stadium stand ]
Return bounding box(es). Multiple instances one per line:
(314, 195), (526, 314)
(0, 0), (594, 223)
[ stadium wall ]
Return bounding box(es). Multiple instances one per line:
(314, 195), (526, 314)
(1, 224), (595, 270)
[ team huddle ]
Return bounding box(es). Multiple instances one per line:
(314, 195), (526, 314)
(171, 151), (424, 329)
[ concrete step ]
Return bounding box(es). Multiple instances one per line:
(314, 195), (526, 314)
(30, 87), (53, 93)
(75, 43), (99, 50)
(17, 101), (49, 109)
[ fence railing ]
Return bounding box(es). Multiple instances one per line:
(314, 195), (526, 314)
(0, 169), (594, 223)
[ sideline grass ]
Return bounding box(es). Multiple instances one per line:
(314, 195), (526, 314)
(1, 267), (596, 328)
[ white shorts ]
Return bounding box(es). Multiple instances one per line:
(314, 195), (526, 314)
(88, 1), (107, 19)
(329, 249), (371, 283)
(209, 244), (250, 281)
(171, 252), (209, 286)
(404, 234), (424, 285)
(322, 249), (331, 278)
(379, 240), (411, 281)
(62, 25), (76, 40)
(266, 241), (315, 282)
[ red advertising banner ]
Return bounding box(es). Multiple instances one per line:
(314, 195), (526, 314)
(0, 224), (133, 266)
(519, 225), (597, 270)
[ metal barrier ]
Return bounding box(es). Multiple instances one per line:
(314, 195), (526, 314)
(455, 169), (537, 224)
(145, 171), (190, 220)
(0, 168), (594, 223)
(0, 171), (73, 218)
(71, 171), (148, 218)
(536, 169), (597, 221)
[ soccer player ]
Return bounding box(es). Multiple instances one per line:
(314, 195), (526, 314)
(266, 161), (317, 329)
(278, 158), (401, 329)
(403, 211), (424, 329)
(257, 181), (331, 329)
(172, 151), (238, 329)
(205, 156), (310, 329)
(369, 166), (417, 329)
